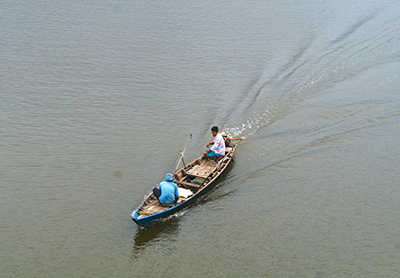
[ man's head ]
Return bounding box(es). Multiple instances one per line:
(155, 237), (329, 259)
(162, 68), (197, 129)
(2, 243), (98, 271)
(165, 173), (174, 182)
(211, 126), (218, 137)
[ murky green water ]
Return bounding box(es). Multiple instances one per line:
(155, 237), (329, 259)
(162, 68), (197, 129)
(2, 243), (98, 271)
(1, 0), (400, 277)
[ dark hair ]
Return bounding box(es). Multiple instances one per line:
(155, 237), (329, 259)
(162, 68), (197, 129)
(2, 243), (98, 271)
(211, 126), (218, 132)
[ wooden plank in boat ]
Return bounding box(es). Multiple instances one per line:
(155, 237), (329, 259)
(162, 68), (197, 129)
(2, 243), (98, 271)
(145, 204), (167, 213)
(186, 160), (217, 178)
(175, 180), (201, 188)
(139, 211), (156, 215)
(177, 197), (188, 204)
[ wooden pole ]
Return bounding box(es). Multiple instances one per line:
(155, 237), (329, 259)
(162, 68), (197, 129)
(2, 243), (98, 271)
(175, 134), (192, 173)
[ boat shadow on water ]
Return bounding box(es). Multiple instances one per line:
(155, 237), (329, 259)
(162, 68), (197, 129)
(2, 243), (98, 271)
(131, 216), (182, 257)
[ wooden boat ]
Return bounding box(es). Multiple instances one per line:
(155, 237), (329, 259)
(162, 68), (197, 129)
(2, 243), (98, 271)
(131, 141), (236, 227)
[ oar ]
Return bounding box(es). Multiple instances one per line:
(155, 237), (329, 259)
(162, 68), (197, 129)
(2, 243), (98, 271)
(229, 138), (245, 141)
(229, 134), (252, 141)
(174, 134), (192, 173)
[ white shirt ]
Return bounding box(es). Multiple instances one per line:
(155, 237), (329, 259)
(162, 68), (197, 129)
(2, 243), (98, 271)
(211, 133), (225, 155)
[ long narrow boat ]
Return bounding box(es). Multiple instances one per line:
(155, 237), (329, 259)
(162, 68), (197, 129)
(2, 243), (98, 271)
(131, 142), (236, 227)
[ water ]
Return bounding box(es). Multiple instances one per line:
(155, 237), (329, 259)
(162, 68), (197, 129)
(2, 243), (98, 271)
(1, 0), (400, 277)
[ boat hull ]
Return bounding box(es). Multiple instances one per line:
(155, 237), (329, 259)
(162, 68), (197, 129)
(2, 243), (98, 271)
(132, 195), (196, 226)
(132, 145), (236, 227)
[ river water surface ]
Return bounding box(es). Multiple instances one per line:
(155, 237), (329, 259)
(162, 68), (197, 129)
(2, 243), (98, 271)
(1, 0), (400, 277)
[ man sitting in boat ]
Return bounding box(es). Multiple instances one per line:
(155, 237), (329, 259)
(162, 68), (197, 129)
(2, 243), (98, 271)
(153, 173), (180, 205)
(203, 126), (225, 159)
